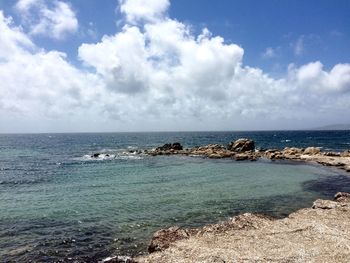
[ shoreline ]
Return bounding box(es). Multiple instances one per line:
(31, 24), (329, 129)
(135, 192), (350, 263)
(102, 192), (350, 263)
(99, 138), (350, 263)
(103, 138), (350, 173)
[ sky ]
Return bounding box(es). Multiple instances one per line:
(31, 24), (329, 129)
(0, 0), (350, 133)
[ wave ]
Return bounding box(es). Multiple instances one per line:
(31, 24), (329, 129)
(74, 150), (144, 162)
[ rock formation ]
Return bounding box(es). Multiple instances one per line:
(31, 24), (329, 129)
(227, 138), (255, 152)
(144, 139), (350, 173)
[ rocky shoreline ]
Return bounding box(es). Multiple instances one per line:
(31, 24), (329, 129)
(133, 138), (350, 172)
(135, 192), (350, 263)
(103, 192), (350, 263)
(98, 139), (350, 263)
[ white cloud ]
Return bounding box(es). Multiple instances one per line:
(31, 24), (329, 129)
(15, 0), (78, 39)
(261, 47), (277, 59)
(294, 61), (350, 93)
(0, 10), (35, 59)
(15, 0), (42, 11)
(119, 0), (170, 24)
(294, 35), (304, 56)
(1, 0), (350, 132)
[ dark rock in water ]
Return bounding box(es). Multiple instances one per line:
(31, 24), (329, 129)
(156, 142), (183, 151)
(228, 138), (255, 152)
(92, 153), (100, 158)
(148, 226), (190, 253)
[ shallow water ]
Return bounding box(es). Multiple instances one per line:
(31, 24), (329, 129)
(0, 131), (350, 262)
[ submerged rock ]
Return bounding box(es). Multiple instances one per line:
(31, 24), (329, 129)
(227, 138), (255, 152)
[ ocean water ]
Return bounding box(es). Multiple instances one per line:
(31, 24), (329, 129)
(1, 131), (350, 262)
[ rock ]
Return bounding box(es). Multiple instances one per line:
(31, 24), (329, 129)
(228, 138), (255, 152)
(303, 147), (321, 155)
(344, 165), (350, 172)
(312, 199), (338, 209)
(234, 154), (249, 161)
(283, 147), (303, 155)
(340, 150), (350, 157)
(137, 193), (350, 263)
(334, 192), (350, 203)
(156, 142), (183, 151)
(148, 226), (191, 253)
(92, 153), (100, 158)
(323, 152), (340, 157)
(208, 153), (224, 159)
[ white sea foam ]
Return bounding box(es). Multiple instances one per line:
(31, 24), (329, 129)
(281, 139), (291, 142)
(76, 152), (143, 162)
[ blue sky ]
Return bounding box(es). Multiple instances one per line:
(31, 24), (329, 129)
(0, 0), (350, 132)
(1, 0), (349, 73)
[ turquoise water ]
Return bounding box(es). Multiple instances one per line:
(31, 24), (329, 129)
(1, 131), (350, 262)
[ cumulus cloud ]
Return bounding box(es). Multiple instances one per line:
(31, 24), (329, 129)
(15, 0), (78, 39)
(0, 10), (99, 120)
(119, 0), (170, 24)
(0, 0), (350, 132)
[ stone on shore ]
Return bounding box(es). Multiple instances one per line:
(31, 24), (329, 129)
(148, 226), (192, 253)
(227, 138), (255, 152)
(304, 146), (321, 155)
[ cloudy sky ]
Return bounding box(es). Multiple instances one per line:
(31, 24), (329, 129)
(0, 0), (349, 133)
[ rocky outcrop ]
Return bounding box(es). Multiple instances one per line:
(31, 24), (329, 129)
(137, 192), (350, 263)
(191, 144), (234, 159)
(144, 139), (350, 172)
(227, 138), (255, 152)
(304, 146), (321, 155)
(155, 143), (183, 151)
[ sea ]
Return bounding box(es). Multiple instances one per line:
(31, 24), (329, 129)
(1, 130), (350, 262)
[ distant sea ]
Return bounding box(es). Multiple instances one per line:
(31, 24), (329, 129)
(1, 131), (350, 262)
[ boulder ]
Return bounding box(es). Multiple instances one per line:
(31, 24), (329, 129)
(312, 199), (338, 209)
(334, 192), (350, 203)
(228, 138), (255, 152)
(303, 147), (321, 155)
(148, 226), (191, 253)
(282, 147), (303, 155)
(340, 150), (350, 157)
(156, 142), (183, 151)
